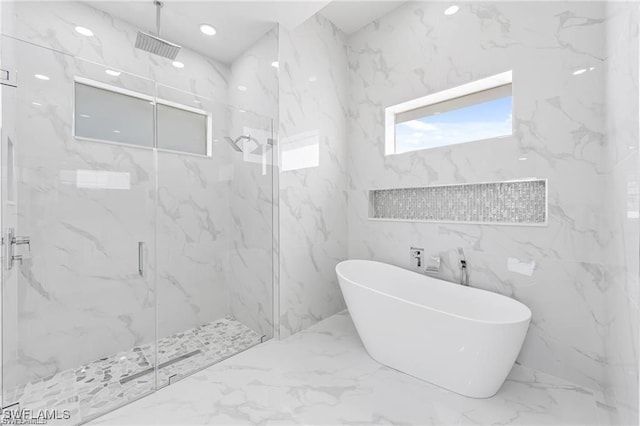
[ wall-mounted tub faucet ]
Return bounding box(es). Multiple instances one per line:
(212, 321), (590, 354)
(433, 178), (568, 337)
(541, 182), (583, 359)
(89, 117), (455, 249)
(458, 248), (469, 286)
(410, 247), (440, 275)
(410, 247), (424, 269)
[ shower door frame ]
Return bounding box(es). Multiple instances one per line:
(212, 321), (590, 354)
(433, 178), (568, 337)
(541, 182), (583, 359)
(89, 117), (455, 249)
(0, 8), (279, 424)
(0, 36), (160, 422)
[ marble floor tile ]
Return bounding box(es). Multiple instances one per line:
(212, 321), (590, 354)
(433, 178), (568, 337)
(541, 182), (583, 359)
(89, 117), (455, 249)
(90, 311), (606, 426)
(3, 316), (261, 425)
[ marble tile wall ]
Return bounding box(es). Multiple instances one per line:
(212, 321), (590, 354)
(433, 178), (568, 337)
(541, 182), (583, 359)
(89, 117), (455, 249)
(228, 28), (279, 338)
(347, 1), (611, 393)
(603, 2), (640, 423)
(277, 15), (349, 337)
(0, 1), (276, 390)
(1, 34), (161, 390)
(2, 1), (637, 421)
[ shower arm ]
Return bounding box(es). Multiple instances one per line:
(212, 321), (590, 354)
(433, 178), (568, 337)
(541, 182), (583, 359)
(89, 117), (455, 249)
(155, 0), (163, 36)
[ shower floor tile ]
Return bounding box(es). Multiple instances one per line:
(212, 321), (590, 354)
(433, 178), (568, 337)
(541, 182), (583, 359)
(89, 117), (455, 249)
(4, 316), (262, 424)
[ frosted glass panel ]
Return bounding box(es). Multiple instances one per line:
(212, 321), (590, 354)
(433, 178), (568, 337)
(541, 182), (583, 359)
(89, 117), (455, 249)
(74, 82), (154, 147)
(157, 103), (208, 155)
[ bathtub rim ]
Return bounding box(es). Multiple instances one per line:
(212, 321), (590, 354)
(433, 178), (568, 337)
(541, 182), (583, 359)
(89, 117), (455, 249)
(336, 259), (532, 326)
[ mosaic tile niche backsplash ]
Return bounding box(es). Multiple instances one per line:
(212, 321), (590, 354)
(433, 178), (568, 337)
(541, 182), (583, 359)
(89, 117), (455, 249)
(369, 179), (547, 225)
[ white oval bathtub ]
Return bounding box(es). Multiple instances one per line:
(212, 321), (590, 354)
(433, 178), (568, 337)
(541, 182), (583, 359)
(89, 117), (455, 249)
(336, 259), (531, 398)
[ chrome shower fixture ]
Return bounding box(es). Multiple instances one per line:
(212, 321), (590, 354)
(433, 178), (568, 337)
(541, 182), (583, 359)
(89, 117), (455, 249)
(224, 136), (244, 152)
(135, 1), (181, 60)
(224, 135), (258, 153)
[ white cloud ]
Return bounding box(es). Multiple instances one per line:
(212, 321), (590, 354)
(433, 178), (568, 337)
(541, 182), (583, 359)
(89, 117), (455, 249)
(402, 120), (439, 132)
(395, 119), (512, 153)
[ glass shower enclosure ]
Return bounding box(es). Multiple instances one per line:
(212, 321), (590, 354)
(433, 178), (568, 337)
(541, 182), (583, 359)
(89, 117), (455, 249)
(0, 1), (278, 423)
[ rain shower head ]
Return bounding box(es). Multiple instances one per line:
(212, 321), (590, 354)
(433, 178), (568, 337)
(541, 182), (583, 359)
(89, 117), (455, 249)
(135, 32), (181, 60)
(135, 1), (181, 60)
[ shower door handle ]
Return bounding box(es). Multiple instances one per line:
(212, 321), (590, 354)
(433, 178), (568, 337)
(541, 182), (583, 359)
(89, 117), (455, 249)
(0, 68), (17, 87)
(138, 241), (144, 277)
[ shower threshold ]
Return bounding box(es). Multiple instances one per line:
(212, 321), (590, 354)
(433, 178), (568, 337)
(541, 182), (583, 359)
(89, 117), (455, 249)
(4, 316), (264, 423)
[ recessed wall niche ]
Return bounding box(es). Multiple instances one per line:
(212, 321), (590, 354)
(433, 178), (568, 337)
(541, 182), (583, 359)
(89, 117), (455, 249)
(369, 179), (547, 225)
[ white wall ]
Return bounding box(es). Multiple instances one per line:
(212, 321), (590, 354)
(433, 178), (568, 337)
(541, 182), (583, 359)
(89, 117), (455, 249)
(277, 14), (349, 337)
(347, 1), (610, 393)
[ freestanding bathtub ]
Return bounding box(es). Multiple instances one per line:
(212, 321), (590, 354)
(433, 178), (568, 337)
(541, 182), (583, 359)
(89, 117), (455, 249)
(336, 259), (531, 398)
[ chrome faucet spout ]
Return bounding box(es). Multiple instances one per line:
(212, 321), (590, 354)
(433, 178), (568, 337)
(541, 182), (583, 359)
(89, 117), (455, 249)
(458, 248), (469, 286)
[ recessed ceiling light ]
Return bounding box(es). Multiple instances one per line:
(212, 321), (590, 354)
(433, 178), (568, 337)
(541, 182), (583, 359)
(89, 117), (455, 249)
(172, 61), (184, 69)
(75, 26), (94, 37)
(589, 66), (595, 71)
(199, 24), (217, 36)
(239, 109), (246, 113)
(518, 157), (528, 161)
(105, 69), (121, 77)
(34, 74), (50, 81)
(444, 5), (459, 15)
(113, 130), (121, 134)
(80, 114), (90, 118)
(573, 68), (587, 75)
(32, 101), (42, 106)
(237, 85), (247, 91)
(271, 61), (279, 69)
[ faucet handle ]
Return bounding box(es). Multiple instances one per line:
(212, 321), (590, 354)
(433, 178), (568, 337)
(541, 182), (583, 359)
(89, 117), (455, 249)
(410, 247), (424, 269)
(13, 236), (31, 252)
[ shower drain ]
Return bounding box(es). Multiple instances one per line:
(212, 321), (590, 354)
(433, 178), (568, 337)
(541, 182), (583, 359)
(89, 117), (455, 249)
(119, 349), (202, 385)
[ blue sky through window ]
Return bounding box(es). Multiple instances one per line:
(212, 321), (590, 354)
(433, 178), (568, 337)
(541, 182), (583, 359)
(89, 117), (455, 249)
(395, 96), (512, 153)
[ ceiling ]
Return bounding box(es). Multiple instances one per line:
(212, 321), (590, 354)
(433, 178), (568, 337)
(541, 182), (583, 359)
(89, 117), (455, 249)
(320, 1), (405, 34)
(90, 1), (405, 64)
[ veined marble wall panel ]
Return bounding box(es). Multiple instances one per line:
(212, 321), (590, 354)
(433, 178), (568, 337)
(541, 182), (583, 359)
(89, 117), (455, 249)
(3, 40), (158, 387)
(227, 29), (278, 338)
(154, 80), (233, 341)
(277, 15), (349, 338)
(347, 1), (608, 392)
(156, 148), (231, 340)
(603, 2), (639, 423)
(1, 1), (233, 386)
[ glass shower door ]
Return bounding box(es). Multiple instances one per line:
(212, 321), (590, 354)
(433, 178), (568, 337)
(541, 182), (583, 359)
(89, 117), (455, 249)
(152, 83), (275, 388)
(1, 37), (157, 424)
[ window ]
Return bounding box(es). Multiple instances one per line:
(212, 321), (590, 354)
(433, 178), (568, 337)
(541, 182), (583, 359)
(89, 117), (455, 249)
(74, 78), (211, 156)
(385, 71), (513, 155)
(157, 102), (209, 156)
(74, 82), (154, 147)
